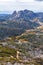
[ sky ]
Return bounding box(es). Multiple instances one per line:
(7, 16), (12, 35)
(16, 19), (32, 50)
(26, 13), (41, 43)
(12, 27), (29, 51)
(0, 0), (43, 14)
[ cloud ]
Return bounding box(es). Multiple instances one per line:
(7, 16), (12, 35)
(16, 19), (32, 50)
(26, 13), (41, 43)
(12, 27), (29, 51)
(19, 0), (34, 2)
(35, 0), (43, 1)
(0, 0), (43, 13)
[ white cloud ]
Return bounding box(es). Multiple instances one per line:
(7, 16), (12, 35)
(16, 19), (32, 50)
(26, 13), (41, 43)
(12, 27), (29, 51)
(0, 0), (34, 2)
(19, 0), (34, 2)
(0, 0), (43, 13)
(0, 0), (16, 2)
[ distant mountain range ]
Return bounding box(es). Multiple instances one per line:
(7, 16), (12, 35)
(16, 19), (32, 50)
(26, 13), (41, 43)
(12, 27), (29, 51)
(0, 14), (10, 22)
(0, 9), (43, 40)
(0, 11), (12, 14)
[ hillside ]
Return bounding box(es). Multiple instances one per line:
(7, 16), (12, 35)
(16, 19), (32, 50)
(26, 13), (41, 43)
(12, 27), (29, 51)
(0, 10), (43, 40)
(0, 28), (43, 65)
(0, 10), (43, 64)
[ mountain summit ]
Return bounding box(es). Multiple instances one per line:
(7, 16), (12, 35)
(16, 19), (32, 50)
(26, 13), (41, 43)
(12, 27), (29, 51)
(8, 9), (41, 29)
